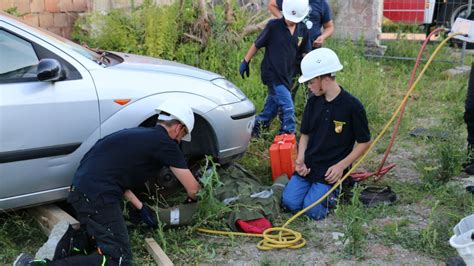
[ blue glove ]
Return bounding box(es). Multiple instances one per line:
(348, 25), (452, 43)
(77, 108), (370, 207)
(239, 59), (250, 79)
(139, 205), (158, 228)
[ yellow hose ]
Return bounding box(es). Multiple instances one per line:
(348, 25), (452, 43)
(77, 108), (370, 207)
(197, 33), (462, 250)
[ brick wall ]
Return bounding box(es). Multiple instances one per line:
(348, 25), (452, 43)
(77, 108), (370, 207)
(1, 0), (90, 39)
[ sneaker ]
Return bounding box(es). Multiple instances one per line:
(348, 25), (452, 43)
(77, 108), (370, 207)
(35, 221), (75, 261)
(13, 253), (34, 266)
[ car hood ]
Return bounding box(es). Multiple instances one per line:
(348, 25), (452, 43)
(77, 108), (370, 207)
(112, 52), (221, 81)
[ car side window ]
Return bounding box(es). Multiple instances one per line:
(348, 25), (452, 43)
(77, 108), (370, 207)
(0, 29), (39, 82)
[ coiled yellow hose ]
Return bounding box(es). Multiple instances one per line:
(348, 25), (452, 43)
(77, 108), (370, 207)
(197, 33), (462, 250)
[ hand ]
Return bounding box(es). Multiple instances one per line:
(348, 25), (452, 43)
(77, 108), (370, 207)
(139, 205), (158, 228)
(239, 59), (250, 79)
(324, 163), (345, 184)
(183, 196), (198, 204)
(127, 202), (141, 225)
(295, 161), (310, 176)
(313, 36), (325, 48)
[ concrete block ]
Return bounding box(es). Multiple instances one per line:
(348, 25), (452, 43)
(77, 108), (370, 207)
(72, 0), (88, 12)
(47, 26), (62, 36)
(445, 65), (471, 78)
(53, 12), (69, 27)
(22, 14), (39, 27)
(39, 12), (54, 27)
(61, 26), (72, 39)
(45, 0), (60, 12)
(14, 0), (31, 14)
(59, 0), (74, 12)
(30, 0), (45, 13)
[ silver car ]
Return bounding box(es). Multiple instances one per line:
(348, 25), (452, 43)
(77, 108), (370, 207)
(0, 12), (255, 210)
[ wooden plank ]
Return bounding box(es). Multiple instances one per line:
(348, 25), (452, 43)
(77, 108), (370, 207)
(145, 238), (173, 266)
(30, 204), (80, 235)
(380, 33), (439, 41)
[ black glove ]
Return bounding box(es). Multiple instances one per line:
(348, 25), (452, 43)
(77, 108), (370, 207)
(139, 205), (158, 228)
(183, 196), (198, 204)
(239, 59), (250, 79)
(127, 202), (141, 225)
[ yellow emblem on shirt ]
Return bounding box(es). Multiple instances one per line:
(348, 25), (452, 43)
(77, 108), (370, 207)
(298, 37), (303, 47)
(333, 120), (346, 134)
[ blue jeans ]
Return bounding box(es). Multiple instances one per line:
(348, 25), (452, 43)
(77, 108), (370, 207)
(254, 84), (296, 134)
(282, 174), (338, 220)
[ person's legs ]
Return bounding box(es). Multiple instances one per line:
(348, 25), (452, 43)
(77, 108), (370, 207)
(272, 84), (296, 134)
(302, 182), (337, 220)
(282, 174), (311, 212)
(63, 190), (132, 265)
(253, 86), (279, 137)
(464, 63), (474, 174)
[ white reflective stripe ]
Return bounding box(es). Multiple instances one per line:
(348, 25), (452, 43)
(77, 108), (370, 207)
(250, 189), (273, 199)
(170, 207), (180, 225)
(272, 183), (286, 188)
(223, 196), (239, 205)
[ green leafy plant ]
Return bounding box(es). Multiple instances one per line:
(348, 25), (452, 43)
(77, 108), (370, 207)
(335, 185), (367, 258)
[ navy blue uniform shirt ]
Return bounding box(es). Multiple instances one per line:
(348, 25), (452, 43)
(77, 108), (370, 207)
(277, 0), (332, 45)
(72, 126), (187, 203)
(255, 18), (310, 89)
(300, 88), (370, 184)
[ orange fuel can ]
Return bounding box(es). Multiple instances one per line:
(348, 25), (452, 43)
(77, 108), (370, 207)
(269, 134), (297, 181)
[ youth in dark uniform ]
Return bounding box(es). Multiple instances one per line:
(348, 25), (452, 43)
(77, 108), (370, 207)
(268, 0), (334, 102)
(282, 48), (371, 220)
(240, 0), (311, 136)
(15, 100), (200, 265)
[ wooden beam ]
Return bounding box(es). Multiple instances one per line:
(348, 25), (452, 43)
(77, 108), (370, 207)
(145, 238), (173, 266)
(30, 204), (79, 235)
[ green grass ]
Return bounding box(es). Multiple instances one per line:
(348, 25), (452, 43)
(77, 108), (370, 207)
(1, 2), (474, 264)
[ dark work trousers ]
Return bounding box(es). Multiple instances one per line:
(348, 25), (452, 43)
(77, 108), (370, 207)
(464, 63), (474, 147)
(48, 190), (132, 266)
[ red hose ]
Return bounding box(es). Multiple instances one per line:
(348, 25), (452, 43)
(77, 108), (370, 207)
(352, 28), (446, 181)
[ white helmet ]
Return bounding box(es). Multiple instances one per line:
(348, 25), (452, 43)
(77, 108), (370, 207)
(282, 0), (310, 23)
(298, 48), (343, 83)
(155, 99), (194, 142)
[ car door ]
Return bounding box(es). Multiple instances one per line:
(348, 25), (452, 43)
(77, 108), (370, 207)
(0, 25), (100, 204)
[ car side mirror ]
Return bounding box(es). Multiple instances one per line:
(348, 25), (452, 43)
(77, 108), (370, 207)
(37, 58), (64, 82)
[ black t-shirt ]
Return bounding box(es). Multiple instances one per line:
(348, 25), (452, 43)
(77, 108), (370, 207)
(300, 88), (370, 183)
(72, 126), (187, 203)
(255, 18), (310, 89)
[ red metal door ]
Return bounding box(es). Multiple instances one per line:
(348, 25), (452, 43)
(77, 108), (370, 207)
(384, 0), (426, 23)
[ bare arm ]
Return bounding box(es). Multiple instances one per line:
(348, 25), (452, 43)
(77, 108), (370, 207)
(313, 20), (334, 48)
(268, 0), (282, 18)
(295, 134), (311, 176)
(325, 141), (371, 184)
(170, 167), (200, 199)
(244, 43), (258, 63)
(124, 190), (143, 209)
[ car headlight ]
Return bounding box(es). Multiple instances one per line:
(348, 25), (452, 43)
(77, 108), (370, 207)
(211, 78), (247, 100)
